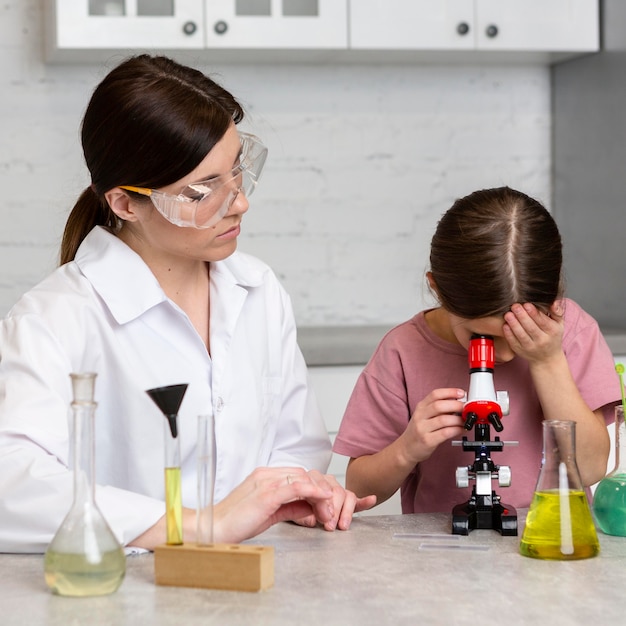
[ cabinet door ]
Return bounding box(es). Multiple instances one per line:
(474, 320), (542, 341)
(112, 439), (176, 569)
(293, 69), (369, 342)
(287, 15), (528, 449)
(350, 0), (475, 50)
(205, 0), (347, 49)
(476, 0), (599, 51)
(48, 0), (204, 50)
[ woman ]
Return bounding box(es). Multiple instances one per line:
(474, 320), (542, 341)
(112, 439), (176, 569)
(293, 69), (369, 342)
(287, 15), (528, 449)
(0, 55), (374, 552)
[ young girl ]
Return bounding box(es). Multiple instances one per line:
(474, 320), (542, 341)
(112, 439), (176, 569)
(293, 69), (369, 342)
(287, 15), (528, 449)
(334, 186), (620, 514)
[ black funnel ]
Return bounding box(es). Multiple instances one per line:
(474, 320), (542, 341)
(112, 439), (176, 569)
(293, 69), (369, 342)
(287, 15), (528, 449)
(146, 384), (188, 439)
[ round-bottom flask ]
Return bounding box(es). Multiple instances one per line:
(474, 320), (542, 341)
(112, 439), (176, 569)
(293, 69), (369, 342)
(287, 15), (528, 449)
(44, 374), (125, 596)
(520, 420), (599, 560)
(593, 406), (626, 536)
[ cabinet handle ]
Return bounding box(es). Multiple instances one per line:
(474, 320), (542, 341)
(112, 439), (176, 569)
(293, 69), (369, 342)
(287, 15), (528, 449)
(485, 24), (498, 38)
(456, 22), (470, 36)
(182, 21), (197, 36)
(214, 20), (228, 35)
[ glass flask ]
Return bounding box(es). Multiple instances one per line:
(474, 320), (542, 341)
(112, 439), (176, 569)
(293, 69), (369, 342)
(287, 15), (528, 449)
(44, 373), (126, 596)
(520, 420), (599, 560)
(593, 406), (626, 535)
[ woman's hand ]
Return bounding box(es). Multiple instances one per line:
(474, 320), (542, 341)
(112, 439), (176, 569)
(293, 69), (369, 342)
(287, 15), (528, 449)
(128, 467), (375, 551)
(213, 467), (376, 544)
(287, 470), (377, 531)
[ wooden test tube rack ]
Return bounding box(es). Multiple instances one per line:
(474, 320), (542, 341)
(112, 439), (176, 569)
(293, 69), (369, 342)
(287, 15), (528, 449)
(154, 543), (275, 592)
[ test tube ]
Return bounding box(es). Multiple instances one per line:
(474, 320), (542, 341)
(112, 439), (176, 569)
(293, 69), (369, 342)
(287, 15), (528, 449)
(163, 414), (183, 545)
(196, 413), (216, 545)
(146, 384), (187, 546)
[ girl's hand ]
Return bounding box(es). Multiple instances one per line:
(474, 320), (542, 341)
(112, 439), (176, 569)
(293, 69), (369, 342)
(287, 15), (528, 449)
(401, 388), (465, 465)
(502, 301), (565, 365)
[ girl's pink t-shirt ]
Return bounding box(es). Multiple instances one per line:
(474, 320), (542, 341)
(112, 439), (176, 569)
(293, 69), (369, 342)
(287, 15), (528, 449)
(333, 299), (620, 513)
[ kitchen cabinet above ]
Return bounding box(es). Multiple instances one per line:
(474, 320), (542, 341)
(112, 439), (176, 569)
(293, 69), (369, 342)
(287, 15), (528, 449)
(351, 0), (599, 53)
(204, 0), (347, 50)
(45, 0), (599, 64)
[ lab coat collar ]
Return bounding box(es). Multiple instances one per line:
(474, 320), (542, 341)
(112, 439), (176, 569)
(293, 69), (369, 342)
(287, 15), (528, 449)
(211, 249), (265, 290)
(74, 226), (265, 325)
(75, 227), (166, 324)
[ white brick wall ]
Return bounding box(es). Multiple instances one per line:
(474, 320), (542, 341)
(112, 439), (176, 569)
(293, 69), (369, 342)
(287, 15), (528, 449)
(0, 1), (551, 329)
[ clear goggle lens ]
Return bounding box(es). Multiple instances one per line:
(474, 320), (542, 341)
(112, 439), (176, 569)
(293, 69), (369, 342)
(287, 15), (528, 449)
(121, 132), (267, 229)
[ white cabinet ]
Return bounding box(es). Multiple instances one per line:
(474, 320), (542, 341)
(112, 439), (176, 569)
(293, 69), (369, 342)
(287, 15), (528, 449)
(45, 0), (347, 60)
(205, 0), (348, 49)
(350, 0), (475, 50)
(474, 0), (599, 51)
(350, 0), (599, 53)
(44, 0), (599, 63)
(45, 0), (204, 55)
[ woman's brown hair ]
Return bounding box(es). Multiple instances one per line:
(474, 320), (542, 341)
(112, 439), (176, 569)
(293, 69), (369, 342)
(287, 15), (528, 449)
(60, 55), (244, 265)
(429, 186), (563, 319)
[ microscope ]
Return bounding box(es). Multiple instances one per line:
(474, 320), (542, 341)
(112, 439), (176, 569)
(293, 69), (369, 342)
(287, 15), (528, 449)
(451, 334), (518, 536)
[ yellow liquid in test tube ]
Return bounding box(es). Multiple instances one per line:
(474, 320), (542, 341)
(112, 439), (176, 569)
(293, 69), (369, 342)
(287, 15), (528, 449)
(164, 467), (183, 545)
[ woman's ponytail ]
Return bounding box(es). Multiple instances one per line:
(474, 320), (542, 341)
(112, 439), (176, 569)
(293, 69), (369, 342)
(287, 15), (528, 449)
(59, 186), (116, 265)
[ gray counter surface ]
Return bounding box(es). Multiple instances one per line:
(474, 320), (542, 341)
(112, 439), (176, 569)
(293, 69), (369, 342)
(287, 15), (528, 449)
(3, 512), (626, 626)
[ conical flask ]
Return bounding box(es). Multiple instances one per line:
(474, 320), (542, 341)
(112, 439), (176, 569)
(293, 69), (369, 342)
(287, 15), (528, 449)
(146, 383), (188, 545)
(44, 373), (126, 596)
(520, 420), (599, 560)
(593, 406), (626, 535)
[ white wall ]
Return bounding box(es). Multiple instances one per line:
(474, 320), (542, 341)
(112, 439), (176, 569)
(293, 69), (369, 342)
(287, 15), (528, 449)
(309, 364), (402, 515)
(0, 1), (551, 327)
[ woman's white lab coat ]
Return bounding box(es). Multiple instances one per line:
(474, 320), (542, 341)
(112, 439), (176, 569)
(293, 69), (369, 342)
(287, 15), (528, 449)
(0, 226), (331, 552)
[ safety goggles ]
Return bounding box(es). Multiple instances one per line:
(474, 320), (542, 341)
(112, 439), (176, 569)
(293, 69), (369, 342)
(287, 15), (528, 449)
(120, 132), (267, 229)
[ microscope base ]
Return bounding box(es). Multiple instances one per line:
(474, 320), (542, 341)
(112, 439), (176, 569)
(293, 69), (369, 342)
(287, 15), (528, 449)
(451, 497), (518, 536)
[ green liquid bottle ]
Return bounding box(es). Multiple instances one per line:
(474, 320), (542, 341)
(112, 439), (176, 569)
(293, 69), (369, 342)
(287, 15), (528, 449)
(520, 420), (599, 560)
(44, 373), (126, 596)
(593, 406), (626, 536)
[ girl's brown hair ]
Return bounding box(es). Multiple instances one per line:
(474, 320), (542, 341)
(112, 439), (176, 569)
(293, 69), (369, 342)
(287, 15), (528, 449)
(429, 186), (563, 319)
(60, 55), (244, 264)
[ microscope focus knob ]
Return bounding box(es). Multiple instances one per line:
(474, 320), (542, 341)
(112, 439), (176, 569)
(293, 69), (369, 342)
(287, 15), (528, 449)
(498, 466), (512, 487)
(456, 467), (470, 488)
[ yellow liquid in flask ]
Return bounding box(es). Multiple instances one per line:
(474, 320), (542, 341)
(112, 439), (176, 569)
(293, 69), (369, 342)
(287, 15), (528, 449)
(520, 490), (599, 560)
(44, 549), (126, 597)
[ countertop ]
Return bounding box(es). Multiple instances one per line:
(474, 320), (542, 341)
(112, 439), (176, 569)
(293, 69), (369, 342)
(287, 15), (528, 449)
(299, 325), (626, 365)
(3, 512), (626, 626)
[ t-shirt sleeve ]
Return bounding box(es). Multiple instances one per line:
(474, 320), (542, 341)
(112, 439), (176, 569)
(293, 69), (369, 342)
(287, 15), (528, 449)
(333, 341), (411, 458)
(563, 301), (621, 424)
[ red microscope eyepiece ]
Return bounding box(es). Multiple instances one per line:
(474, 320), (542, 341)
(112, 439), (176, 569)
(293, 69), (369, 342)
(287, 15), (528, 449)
(468, 334), (495, 372)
